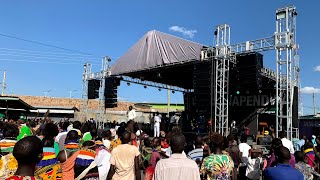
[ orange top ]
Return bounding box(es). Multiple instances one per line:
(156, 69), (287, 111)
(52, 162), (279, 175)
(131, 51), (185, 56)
(60, 151), (80, 180)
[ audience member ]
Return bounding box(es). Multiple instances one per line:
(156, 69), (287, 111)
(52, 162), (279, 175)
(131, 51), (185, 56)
(6, 136), (43, 180)
(57, 130), (80, 180)
(264, 146), (303, 180)
(153, 133), (200, 180)
(200, 133), (234, 180)
(267, 138), (296, 168)
(294, 151), (320, 180)
(280, 131), (295, 154)
(246, 149), (263, 180)
(0, 123), (19, 179)
(187, 135), (204, 166)
(107, 131), (141, 180)
(102, 130), (112, 149)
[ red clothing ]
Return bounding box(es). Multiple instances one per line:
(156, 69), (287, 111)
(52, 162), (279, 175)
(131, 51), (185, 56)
(132, 139), (138, 147)
(6, 176), (38, 180)
(144, 167), (155, 180)
(161, 140), (169, 148)
(305, 153), (315, 167)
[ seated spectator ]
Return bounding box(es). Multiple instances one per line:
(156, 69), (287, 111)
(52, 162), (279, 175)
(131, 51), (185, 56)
(264, 146), (303, 180)
(6, 136), (43, 180)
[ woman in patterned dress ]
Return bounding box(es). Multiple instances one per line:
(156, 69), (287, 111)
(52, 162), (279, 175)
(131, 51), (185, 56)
(200, 133), (234, 180)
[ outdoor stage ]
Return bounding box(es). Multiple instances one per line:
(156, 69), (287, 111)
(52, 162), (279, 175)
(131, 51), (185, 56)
(107, 30), (287, 135)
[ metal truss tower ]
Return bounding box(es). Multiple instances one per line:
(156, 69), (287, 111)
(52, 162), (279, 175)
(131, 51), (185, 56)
(213, 24), (236, 135)
(204, 5), (299, 139)
(275, 6), (297, 139)
(81, 63), (92, 121)
(81, 57), (111, 125)
(97, 56), (111, 128)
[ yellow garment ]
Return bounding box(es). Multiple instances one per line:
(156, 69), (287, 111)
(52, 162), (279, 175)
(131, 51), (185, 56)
(0, 153), (18, 179)
(35, 163), (62, 180)
(304, 148), (314, 154)
(110, 139), (122, 152)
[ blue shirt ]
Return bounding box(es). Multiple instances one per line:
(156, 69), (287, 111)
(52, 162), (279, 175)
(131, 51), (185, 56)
(264, 164), (304, 180)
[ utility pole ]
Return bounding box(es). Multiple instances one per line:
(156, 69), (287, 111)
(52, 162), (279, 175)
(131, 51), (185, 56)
(69, 90), (77, 98)
(167, 85), (170, 116)
(313, 93), (317, 115)
(1, 71), (6, 96)
(43, 90), (51, 97)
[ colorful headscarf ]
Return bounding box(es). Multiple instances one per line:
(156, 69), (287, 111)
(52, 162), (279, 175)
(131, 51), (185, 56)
(64, 140), (80, 151)
(0, 139), (16, 153)
(37, 147), (57, 167)
(75, 149), (96, 167)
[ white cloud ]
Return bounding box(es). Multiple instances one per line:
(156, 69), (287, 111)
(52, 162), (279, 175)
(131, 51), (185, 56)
(301, 86), (320, 94)
(169, 26), (197, 38)
(314, 66), (320, 72)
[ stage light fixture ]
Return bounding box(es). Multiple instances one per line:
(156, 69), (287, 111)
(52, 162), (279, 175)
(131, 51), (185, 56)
(127, 82), (130, 86)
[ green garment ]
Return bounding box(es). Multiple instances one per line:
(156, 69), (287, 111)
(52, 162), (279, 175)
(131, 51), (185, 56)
(82, 132), (92, 142)
(37, 136), (60, 156)
(17, 125), (31, 140)
(54, 142), (60, 156)
(200, 154), (234, 180)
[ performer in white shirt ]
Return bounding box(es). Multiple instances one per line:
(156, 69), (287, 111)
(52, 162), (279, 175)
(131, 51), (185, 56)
(154, 112), (161, 137)
(127, 106), (136, 121)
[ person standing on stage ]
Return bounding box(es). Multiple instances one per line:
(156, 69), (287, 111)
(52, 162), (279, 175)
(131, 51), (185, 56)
(154, 112), (161, 137)
(127, 106), (137, 121)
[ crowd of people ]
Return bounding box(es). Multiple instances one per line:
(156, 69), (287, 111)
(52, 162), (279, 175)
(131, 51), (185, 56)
(0, 114), (320, 180)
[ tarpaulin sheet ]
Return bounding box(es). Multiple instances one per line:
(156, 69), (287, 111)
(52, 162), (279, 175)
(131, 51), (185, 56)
(111, 30), (206, 75)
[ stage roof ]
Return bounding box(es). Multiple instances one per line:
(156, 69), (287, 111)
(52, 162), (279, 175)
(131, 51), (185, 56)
(111, 30), (207, 77)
